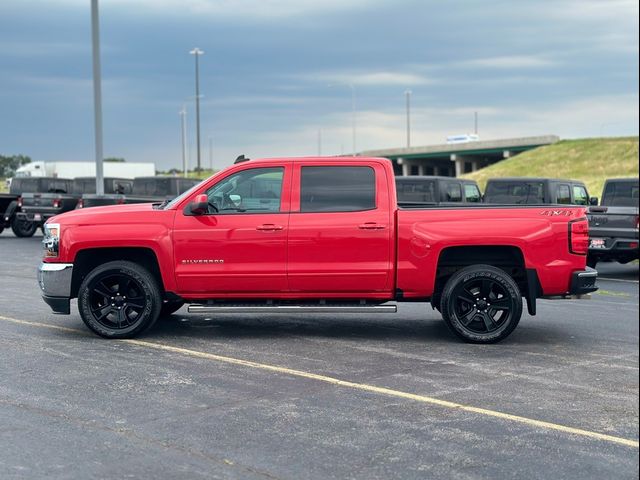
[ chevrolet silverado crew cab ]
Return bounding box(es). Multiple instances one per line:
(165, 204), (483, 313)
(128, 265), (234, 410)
(38, 157), (597, 344)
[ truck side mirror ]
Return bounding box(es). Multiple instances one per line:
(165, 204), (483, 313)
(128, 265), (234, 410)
(589, 196), (599, 206)
(189, 194), (209, 215)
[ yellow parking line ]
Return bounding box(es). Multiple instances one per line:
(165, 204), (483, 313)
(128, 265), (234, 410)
(1, 314), (638, 449)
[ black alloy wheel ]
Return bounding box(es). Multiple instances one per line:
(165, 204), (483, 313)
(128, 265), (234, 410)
(78, 261), (162, 338)
(440, 264), (522, 344)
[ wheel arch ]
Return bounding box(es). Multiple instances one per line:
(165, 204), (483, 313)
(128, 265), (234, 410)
(71, 247), (165, 298)
(434, 245), (539, 315)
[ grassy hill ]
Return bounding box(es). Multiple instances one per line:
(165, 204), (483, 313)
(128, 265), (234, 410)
(462, 136), (639, 196)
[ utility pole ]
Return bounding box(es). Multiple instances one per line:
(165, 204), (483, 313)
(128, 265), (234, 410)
(474, 111), (478, 135)
(91, 0), (104, 195)
(208, 136), (213, 171)
(317, 129), (322, 156)
(189, 47), (204, 170)
(179, 106), (187, 176)
(405, 90), (412, 148)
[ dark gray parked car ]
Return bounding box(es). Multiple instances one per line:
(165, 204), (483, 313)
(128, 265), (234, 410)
(483, 177), (593, 205)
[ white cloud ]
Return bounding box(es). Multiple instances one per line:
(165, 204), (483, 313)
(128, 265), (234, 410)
(43, 0), (380, 19)
(301, 71), (433, 87)
(456, 55), (556, 69)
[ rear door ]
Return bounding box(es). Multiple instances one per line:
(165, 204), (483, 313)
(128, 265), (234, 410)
(287, 162), (393, 293)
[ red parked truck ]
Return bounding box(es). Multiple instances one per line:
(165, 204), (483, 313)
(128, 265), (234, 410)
(38, 156), (597, 343)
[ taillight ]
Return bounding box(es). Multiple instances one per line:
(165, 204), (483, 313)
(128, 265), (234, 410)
(17, 197), (23, 207)
(636, 215), (639, 231)
(52, 198), (60, 208)
(77, 198), (84, 209)
(569, 218), (589, 255)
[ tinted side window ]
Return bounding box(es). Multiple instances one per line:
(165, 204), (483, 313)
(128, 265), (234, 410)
(557, 184), (571, 204)
(300, 166), (375, 212)
(572, 185), (589, 206)
(485, 182), (545, 204)
(442, 182), (462, 202)
(207, 167), (284, 213)
(396, 180), (436, 202)
(464, 184), (481, 203)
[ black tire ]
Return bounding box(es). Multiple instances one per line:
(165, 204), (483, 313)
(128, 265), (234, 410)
(587, 256), (598, 269)
(440, 264), (522, 344)
(11, 216), (37, 237)
(160, 300), (185, 317)
(78, 260), (162, 339)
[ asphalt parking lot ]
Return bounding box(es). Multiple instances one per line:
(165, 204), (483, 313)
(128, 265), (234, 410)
(0, 230), (638, 479)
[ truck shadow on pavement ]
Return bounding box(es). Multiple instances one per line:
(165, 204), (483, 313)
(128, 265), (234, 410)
(141, 314), (566, 346)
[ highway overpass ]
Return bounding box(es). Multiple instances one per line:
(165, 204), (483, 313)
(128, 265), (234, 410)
(361, 135), (559, 177)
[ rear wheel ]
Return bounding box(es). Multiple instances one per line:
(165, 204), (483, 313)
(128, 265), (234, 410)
(440, 264), (522, 344)
(11, 216), (37, 237)
(78, 261), (162, 338)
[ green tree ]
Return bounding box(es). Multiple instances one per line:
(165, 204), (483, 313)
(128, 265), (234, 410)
(0, 155), (31, 177)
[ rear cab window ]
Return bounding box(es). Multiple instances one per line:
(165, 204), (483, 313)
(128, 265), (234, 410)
(602, 181), (639, 207)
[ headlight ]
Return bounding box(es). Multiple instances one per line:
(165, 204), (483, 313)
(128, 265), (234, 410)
(43, 223), (60, 258)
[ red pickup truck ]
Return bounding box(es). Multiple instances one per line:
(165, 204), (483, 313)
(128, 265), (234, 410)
(38, 156), (597, 343)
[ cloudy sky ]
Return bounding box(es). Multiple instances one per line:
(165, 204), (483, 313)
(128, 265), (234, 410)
(0, 0), (638, 170)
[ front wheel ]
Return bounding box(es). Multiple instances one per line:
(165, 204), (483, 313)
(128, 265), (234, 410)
(440, 265), (523, 344)
(78, 261), (162, 338)
(11, 216), (37, 237)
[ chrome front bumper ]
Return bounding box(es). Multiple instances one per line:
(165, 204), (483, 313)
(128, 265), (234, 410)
(37, 263), (73, 314)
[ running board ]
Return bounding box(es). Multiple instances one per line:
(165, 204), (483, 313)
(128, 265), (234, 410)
(187, 303), (398, 314)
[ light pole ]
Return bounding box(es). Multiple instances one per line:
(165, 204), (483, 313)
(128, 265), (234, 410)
(91, 0), (104, 195)
(208, 136), (213, 171)
(404, 90), (412, 148)
(317, 129), (322, 156)
(179, 106), (188, 176)
(328, 83), (357, 156)
(189, 47), (204, 170)
(474, 111), (478, 135)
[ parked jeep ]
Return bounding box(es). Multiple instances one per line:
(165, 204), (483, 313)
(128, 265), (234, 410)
(77, 176), (200, 209)
(483, 178), (593, 205)
(587, 178), (639, 267)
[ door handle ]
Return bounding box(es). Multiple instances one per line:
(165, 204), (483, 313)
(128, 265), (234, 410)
(256, 224), (284, 231)
(358, 222), (386, 230)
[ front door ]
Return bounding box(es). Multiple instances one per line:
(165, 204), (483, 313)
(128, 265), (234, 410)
(173, 165), (290, 295)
